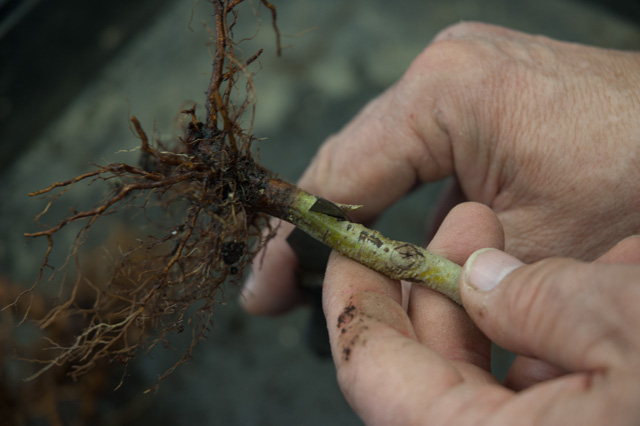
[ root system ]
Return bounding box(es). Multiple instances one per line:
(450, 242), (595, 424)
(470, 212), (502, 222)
(13, 0), (284, 385)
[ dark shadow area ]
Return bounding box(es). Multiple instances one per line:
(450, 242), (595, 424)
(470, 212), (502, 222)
(0, 0), (172, 171)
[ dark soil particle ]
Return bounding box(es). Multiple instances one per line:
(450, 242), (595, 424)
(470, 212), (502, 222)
(336, 303), (356, 329)
(221, 241), (245, 265)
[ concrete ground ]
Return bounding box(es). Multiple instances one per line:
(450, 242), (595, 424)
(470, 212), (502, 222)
(1, 0), (639, 424)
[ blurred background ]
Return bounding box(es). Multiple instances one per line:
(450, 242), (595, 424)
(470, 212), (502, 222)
(1, 0), (639, 424)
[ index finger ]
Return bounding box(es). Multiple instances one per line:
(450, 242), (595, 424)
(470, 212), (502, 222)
(323, 252), (470, 425)
(298, 78), (453, 220)
(322, 202), (505, 424)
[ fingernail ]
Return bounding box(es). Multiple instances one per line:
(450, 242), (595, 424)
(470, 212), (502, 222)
(464, 248), (524, 291)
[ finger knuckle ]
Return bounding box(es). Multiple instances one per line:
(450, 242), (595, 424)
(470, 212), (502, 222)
(406, 25), (510, 120)
(432, 21), (498, 43)
(411, 35), (487, 78)
(502, 258), (575, 341)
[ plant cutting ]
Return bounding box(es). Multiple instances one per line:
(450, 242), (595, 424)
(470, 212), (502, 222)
(13, 0), (462, 383)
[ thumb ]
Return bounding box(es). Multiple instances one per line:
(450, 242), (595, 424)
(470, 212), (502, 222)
(459, 249), (624, 373)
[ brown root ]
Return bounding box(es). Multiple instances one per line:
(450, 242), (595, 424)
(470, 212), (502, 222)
(12, 0), (284, 385)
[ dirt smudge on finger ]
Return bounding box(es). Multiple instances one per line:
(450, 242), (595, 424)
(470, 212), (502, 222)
(335, 298), (370, 362)
(337, 302), (356, 329)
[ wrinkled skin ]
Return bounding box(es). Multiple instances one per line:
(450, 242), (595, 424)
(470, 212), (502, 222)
(242, 22), (640, 425)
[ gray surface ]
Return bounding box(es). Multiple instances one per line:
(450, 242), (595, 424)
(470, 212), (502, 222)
(1, 0), (639, 424)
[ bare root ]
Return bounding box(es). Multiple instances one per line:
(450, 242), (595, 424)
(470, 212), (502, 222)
(13, 0), (282, 385)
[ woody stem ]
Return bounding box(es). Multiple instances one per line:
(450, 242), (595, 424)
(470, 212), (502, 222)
(254, 178), (462, 304)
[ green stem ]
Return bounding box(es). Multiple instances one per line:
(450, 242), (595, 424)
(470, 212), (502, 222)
(256, 178), (463, 304)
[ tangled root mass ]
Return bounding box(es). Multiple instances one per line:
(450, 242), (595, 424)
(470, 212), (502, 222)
(13, 0), (282, 384)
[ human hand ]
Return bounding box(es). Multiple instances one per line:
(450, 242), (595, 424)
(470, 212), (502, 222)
(242, 22), (640, 314)
(323, 202), (640, 425)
